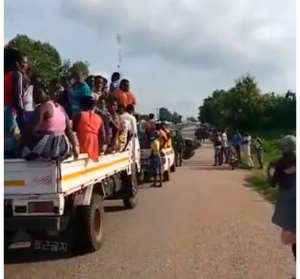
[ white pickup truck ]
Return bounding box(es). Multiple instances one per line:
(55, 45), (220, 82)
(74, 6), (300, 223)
(4, 137), (141, 253)
(140, 147), (175, 183)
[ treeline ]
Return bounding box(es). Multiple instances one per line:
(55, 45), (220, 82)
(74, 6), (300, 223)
(5, 34), (90, 86)
(198, 75), (296, 135)
(159, 107), (182, 124)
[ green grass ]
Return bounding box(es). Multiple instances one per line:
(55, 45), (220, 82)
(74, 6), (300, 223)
(245, 138), (281, 203)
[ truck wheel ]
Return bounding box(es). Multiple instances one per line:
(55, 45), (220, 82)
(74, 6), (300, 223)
(80, 194), (104, 252)
(123, 164), (138, 209)
(170, 164), (176, 173)
(163, 170), (170, 181)
(137, 168), (144, 185)
(123, 196), (138, 209)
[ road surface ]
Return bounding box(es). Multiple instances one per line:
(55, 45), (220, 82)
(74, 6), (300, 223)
(4, 144), (295, 279)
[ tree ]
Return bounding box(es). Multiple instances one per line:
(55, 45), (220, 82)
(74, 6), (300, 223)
(159, 107), (182, 123)
(198, 74), (295, 134)
(6, 34), (62, 86)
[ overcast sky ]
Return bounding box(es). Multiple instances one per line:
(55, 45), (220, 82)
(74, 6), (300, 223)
(5, 0), (296, 117)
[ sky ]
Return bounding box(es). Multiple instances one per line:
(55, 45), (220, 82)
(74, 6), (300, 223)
(4, 0), (296, 117)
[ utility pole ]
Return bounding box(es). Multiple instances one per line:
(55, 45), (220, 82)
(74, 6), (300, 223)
(116, 33), (122, 72)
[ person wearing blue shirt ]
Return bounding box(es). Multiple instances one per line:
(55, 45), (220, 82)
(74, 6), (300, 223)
(70, 71), (92, 118)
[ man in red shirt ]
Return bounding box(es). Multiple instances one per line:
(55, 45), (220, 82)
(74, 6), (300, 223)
(113, 79), (136, 108)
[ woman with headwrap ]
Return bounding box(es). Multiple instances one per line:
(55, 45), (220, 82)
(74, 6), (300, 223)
(268, 135), (296, 260)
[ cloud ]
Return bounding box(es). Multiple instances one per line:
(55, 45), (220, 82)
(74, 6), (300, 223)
(61, 0), (295, 80)
(4, 0), (295, 116)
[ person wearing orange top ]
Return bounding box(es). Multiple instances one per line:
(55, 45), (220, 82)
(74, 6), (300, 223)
(113, 79), (136, 108)
(156, 123), (168, 150)
(73, 96), (105, 161)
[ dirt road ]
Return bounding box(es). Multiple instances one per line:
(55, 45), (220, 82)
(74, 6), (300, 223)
(4, 144), (295, 279)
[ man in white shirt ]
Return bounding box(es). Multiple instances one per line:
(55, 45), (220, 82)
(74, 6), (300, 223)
(221, 129), (229, 163)
(119, 105), (140, 163)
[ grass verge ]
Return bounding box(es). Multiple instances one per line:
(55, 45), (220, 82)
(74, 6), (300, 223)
(245, 138), (281, 203)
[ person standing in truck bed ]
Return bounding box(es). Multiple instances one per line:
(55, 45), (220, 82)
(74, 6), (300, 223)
(113, 79), (136, 109)
(73, 96), (105, 161)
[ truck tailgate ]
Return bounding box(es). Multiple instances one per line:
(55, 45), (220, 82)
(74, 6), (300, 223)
(4, 159), (58, 195)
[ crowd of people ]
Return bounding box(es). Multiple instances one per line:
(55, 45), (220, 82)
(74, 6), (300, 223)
(211, 130), (264, 169)
(212, 128), (296, 261)
(4, 45), (180, 184)
(4, 47), (141, 162)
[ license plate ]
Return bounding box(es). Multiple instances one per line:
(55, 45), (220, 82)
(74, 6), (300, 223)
(34, 240), (68, 253)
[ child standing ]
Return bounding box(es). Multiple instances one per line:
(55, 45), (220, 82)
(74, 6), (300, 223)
(149, 131), (162, 187)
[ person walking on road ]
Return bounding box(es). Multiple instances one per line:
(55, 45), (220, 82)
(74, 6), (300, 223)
(213, 131), (223, 166)
(252, 135), (264, 169)
(268, 135), (296, 261)
(173, 130), (185, 167)
(221, 129), (229, 163)
(241, 132), (254, 168)
(232, 131), (242, 162)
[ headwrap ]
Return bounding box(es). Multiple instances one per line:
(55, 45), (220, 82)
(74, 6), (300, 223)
(280, 135), (296, 154)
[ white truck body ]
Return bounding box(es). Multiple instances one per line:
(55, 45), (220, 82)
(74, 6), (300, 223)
(4, 137), (140, 252)
(140, 147), (175, 177)
(5, 151), (131, 216)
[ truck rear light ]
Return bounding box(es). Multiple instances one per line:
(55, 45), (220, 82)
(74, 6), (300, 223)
(28, 201), (54, 213)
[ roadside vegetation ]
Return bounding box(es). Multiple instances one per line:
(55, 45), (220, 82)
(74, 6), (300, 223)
(197, 76), (295, 203)
(246, 138), (281, 203)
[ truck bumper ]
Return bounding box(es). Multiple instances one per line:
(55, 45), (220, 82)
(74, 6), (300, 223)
(5, 216), (64, 232)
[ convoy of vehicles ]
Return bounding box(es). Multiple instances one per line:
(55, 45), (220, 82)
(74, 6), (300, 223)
(4, 125), (197, 254)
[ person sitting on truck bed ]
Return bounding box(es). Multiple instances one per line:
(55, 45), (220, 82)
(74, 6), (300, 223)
(21, 83), (79, 161)
(73, 96), (105, 161)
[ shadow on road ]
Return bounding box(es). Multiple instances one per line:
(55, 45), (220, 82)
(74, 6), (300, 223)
(5, 248), (76, 265)
(104, 205), (127, 212)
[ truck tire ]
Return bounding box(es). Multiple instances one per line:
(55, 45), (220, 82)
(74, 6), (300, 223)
(163, 170), (170, 181)
(123, 165), (138, 209)
(80, 194), (104, 252)
(137, 168), (144, 185)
